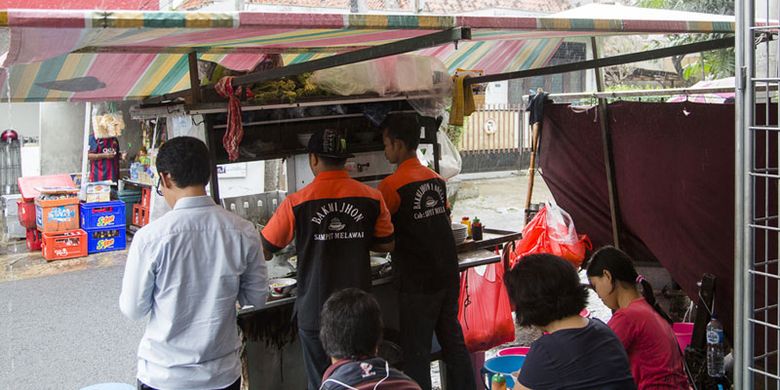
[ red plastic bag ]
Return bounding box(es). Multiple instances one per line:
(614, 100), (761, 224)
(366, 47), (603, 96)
(510, 203), (591, 269)
(458, 260), (515, 352)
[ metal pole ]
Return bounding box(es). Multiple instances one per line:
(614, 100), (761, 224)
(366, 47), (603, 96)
(591, 36), (623, 249)
(144, 28), (471, 105)
(465, 37), (736, 87)
(80, 102), (92, 201)
(739, 0), (757, 386)
(733, 0), (747, 384)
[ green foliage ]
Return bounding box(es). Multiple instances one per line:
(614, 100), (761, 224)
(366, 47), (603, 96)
(634, 0), (735, 82)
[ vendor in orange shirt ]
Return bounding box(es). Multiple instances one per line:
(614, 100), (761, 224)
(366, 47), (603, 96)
(261, 128), (394, 390)
(378, 115), (475, 390)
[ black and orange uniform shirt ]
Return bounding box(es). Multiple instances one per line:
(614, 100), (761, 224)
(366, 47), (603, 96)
(378, 158), (458, 293)
(261, 170), (394, 331)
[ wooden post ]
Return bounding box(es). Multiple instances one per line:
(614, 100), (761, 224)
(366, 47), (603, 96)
(188, 51), (202, 105)
(591, 37), (623, 249)
(524, 121), (541, 211)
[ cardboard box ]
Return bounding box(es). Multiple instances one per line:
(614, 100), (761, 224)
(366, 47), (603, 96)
(86, 183), (111, 203)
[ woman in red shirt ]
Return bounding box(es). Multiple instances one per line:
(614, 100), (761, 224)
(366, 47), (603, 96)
(586, 246), (690, 389)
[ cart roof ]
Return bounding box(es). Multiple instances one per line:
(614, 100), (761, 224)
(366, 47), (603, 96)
(0, 7), (734, 102)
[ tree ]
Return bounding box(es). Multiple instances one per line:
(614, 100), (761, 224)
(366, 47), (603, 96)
(635, 0), (734, 83)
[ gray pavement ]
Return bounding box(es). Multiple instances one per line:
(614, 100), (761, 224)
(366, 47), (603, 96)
(0, 265), (143, 390)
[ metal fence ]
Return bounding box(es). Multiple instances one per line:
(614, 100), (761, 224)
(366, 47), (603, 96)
(458, 104), (527, 173)
(737, 0), (780, 388)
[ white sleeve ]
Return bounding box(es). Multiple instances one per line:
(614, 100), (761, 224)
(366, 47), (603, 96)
(119, 235), (156, 320)
(238, 231), (268, 309)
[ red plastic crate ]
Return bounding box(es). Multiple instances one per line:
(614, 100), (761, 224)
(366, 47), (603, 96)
(17, 200), (36, 229)
(41, 229), (87, 261)
(141, 188), (151, 207)
(25, 228), (42, 251)
(132, 204), (149, 227)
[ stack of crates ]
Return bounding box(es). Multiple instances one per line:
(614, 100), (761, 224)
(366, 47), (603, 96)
(36, 196), (87, 261)
(132, 188), (151, 228)
(80, 201), (127, 254)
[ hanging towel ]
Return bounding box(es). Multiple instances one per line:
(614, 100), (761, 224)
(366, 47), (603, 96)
(449, 75), (476, 126)
(215, 76), (246, 161)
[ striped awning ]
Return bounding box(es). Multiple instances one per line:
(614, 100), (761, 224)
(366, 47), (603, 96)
(0, 9), (735, 102)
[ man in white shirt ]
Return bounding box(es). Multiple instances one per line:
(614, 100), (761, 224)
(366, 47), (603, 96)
(120, 136), (268, 390)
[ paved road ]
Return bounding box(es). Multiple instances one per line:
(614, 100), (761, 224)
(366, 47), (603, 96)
(0, 265), (143, 390)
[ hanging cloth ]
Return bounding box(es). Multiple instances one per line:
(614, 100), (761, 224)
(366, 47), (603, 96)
(215, 76), (247, 161)
(449, 75), (476, 126)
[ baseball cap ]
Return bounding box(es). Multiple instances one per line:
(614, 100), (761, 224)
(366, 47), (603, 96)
(307, 128), (354, 159)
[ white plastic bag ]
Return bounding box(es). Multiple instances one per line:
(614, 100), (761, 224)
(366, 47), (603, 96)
(416, 129), (462, 180)
(311, 54), (452, 117)
(438, 130), (462, 179)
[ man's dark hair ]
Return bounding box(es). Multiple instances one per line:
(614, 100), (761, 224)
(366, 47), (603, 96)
(156, 136), (212, 188)
(503, 254), (588, 327)
(382, 114), (421, 150)
(320, 288), (383, 360)
(317, 155), (348, 168)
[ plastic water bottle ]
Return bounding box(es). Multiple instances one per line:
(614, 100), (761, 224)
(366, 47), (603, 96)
(707, 314), (725, 378)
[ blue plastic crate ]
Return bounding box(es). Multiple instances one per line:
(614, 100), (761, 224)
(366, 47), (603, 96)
(85, 227), (127, 254)
(81, 201), (125, 230)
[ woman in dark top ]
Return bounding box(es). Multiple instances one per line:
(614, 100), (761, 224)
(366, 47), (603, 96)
(504, 254), (636, 390)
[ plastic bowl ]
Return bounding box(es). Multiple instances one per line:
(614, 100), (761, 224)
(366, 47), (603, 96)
(497, 346), (530, 357)
(451, 223), (468, 244)
(673, 322), (694, 351)
(269, 277), (297, 297)
(482, 355), (525, 389)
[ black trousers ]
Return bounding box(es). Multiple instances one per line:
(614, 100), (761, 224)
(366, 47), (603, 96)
(399, 284), (476, 390)
(299, 327), (331, 390)
(137, 377), (240, 390)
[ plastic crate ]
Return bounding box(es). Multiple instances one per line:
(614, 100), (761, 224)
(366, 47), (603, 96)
(26, 228), (42, 251)
(80, 201), (126, 230)
(85, 227), (127, 254)
(35, 197), (80, 233)
(17, 200), (36, 229)
(132, 204), (149, 227)
(42, 229), (87, 261)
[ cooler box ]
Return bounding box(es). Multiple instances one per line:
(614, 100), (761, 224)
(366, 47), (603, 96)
(85, 227), (127, 254)
(41, 229), (87, 261)
(36, 197), (80, 233)
(18, 174), (76, 202)
(81, 201), (126, 230)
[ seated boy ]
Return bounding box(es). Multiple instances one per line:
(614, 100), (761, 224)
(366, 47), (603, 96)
(319, 288), (422, 390)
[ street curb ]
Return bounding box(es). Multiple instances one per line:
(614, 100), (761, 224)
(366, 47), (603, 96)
(453, 170), (527, 182)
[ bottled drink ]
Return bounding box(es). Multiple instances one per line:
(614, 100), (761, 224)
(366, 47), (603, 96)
(491, 374), (507, 390)
(707, 314), (725, 377)
(472, 217), (484, 241)
(461, 217), (471, 238)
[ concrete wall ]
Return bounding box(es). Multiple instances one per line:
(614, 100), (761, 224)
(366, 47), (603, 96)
(0, 103), (40, 139)
(39, 102), (85, 176)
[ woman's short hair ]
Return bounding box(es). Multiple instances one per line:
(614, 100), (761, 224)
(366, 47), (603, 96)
(320, 288), (383, 360)
(504, 253), (589, 327)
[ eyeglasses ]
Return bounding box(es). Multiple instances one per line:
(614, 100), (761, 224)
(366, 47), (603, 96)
(155, 175), (163, 196)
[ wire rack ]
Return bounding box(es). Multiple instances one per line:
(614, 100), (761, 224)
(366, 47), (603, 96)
(738, 0), (780, 388)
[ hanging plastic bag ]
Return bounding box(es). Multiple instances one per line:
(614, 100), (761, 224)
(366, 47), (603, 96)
(437, 120), (462, 179)
(458, 260), (515, 353)
(510, 203), (591, 268)
(91, 102), (125, 139)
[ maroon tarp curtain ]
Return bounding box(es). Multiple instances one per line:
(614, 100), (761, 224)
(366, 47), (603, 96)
(538, 101), (737, 335)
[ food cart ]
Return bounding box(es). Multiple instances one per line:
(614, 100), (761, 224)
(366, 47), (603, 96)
(0, 7), (738, 389)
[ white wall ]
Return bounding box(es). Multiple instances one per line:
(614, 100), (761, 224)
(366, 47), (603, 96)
(485, 81), (509, 105)
(39, 102), (86, 176)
